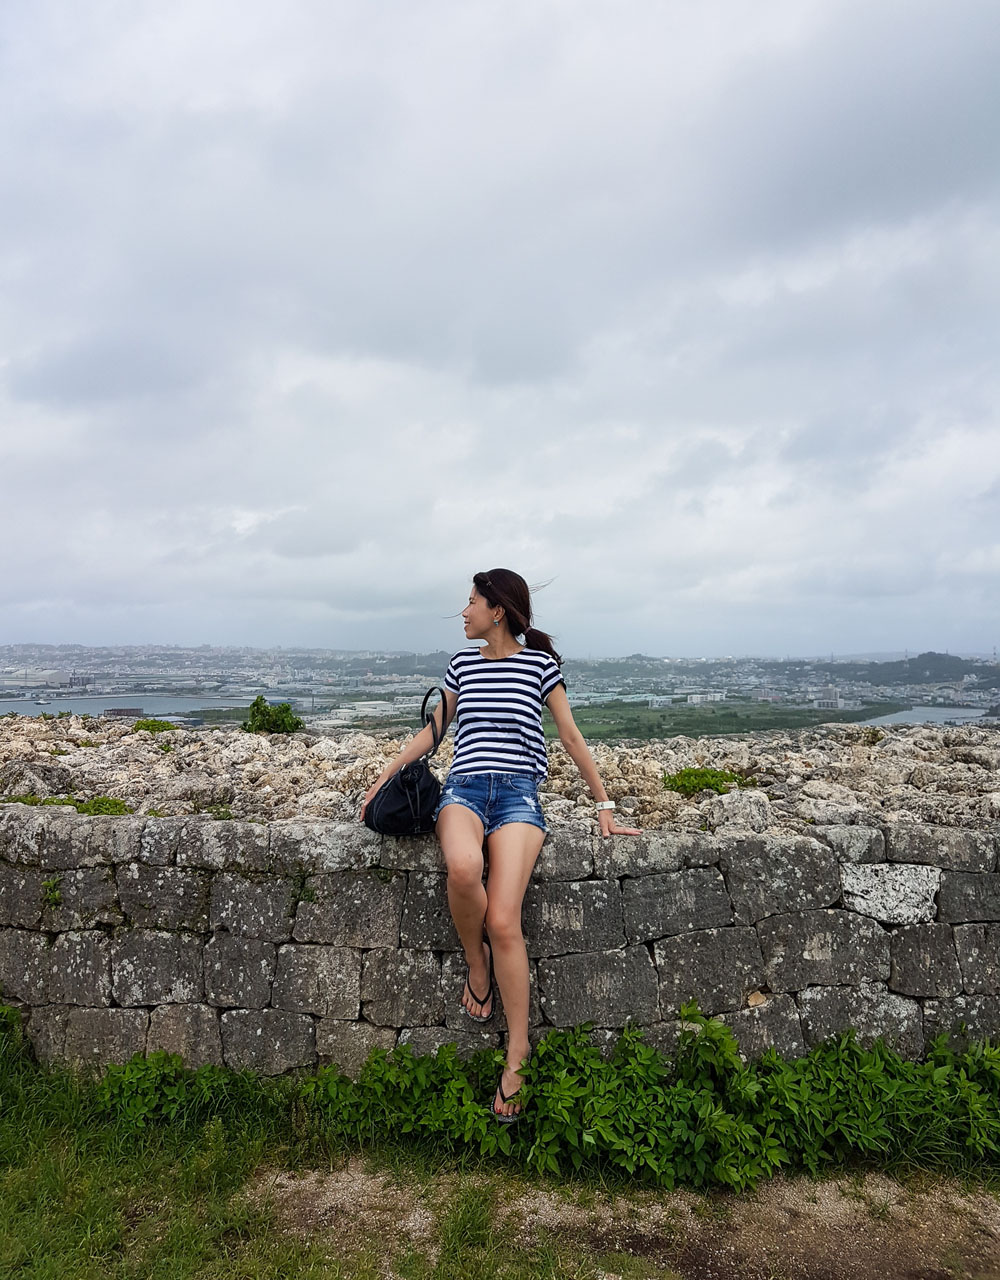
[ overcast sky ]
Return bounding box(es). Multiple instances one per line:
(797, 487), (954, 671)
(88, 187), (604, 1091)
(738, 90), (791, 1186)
(2, 1), (998, 659)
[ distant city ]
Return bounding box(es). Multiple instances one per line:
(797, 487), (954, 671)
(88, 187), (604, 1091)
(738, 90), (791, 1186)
(1, 644), (998, 734)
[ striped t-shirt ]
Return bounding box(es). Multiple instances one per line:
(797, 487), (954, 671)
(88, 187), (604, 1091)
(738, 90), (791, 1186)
(444, 647), (565, 779)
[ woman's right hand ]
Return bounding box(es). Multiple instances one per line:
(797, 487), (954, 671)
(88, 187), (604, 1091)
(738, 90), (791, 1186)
(359, 780), (383, 823)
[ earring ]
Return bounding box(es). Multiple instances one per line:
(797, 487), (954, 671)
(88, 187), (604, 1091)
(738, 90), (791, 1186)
(494, 619), (500, 627)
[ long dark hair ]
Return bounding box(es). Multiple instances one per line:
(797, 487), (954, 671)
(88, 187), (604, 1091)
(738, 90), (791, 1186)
(473, 568), (562, 665)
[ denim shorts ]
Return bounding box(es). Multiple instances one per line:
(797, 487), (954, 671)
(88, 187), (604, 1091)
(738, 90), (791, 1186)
(433, 771), (547, 836)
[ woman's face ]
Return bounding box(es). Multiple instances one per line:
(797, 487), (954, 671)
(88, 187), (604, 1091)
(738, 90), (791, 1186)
(462, 587), (498, 640)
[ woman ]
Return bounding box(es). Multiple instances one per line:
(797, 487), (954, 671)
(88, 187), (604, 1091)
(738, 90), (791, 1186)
(360, 569), (640, 1122)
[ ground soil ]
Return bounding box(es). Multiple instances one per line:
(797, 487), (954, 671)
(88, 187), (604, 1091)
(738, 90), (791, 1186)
(252, 1160), (1000, 1279)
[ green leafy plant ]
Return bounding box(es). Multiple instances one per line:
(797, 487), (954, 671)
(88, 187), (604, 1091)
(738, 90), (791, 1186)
(663, 767), (752, 797)
(4, 1002), (1000, 1193)
(41, 876), (62, 908)
(132, 719), (178, 734)
(74, 795), (133, 815)
(39, 712), (55, 721)
(862, 727), (884, 746)
(57, 710), (72, 718)
(241, 695), (304, 735)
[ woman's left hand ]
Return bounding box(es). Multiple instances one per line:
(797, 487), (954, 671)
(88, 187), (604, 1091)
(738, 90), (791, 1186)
(598, 810), (641, 838)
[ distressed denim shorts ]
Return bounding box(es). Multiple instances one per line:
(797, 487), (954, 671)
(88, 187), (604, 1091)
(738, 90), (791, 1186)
(434, 771), (547, 836)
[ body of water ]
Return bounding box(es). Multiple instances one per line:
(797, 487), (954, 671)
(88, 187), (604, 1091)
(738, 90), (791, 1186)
(0, 694), (258, 719)
(858, 705), (990, 727)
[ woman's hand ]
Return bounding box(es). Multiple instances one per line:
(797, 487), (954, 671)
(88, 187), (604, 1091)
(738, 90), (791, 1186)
(598, 809), (641, 838)
(359, 781), (383, 823)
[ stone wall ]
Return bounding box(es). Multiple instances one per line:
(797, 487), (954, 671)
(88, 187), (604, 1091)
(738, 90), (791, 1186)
(1, 803), (999, 1074)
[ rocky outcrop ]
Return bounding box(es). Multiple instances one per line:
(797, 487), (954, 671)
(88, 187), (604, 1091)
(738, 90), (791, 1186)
(1, 715), (999, 834)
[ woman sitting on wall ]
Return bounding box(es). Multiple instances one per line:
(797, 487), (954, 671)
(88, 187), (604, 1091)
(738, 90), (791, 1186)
(361, 569), (640, 1122)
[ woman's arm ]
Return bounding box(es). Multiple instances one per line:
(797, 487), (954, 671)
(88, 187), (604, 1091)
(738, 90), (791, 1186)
(359, 691), (456, 822)
(544, 684), (641, 837)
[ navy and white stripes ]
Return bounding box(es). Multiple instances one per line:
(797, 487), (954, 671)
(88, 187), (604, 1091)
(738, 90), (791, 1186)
(444, 647), (565, 779)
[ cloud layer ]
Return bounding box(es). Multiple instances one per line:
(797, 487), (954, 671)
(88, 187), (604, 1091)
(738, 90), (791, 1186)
(2, 0), (998, 656)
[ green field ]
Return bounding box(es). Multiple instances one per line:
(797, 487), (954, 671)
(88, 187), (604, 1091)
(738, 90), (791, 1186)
(544, 698), (910, 740)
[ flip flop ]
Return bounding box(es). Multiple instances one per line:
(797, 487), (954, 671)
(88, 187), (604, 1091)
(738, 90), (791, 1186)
(462, 938), (494, 1024)
(493, 1073), (522, 1124)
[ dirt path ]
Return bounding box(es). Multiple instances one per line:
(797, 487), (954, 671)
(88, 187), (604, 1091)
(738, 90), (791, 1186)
(254, 1161), (1000, 1279)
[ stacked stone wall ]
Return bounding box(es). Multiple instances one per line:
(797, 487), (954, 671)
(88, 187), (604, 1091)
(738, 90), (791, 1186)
(1, 804), (999, 1074)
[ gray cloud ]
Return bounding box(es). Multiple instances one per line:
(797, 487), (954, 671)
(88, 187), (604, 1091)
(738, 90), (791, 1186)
(1, 1), (998, 655)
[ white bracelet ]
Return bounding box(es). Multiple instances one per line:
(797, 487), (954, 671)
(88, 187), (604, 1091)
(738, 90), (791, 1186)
(595, 801), (616, 811)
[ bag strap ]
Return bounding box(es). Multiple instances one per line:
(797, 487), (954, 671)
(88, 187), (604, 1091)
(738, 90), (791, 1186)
(420, 686), (447, 758)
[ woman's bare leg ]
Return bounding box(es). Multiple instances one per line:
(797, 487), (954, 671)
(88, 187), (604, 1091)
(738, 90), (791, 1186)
(484, 822), (545, 1117)
(436, 804), (492, 1017)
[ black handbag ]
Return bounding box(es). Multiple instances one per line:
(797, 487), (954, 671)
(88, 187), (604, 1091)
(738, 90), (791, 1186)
(363, 687), (446, 836)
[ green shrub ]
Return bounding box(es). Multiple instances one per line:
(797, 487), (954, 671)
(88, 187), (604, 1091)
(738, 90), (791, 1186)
(132, 719), (178, 734)
(862, 727), (884, 746)
(662, 767), (751, 797)
(4, 1002), (1000, 1192)
(242, 695), (304, 735)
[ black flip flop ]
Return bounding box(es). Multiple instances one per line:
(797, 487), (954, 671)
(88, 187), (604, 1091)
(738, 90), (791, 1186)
(493, 1074), (522, 1125)
(462, 938), (494, 1024)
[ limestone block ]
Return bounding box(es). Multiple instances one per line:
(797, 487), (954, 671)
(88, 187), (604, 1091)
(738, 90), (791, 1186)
(637, 1021), (684, 1059)
(42, 867), (122, 931)
(272, 944), (360, 1018)
(0, 806), (46, 864)
(622, 869), (732, 943)
(117, 864), (210, 930)
(938, 872), (1000, 923)
(63, 1007), (149, 1067)
(535, 824), (596, 880)
(757, 910), (889, 992)
(814, 825), (885, 864)
(0, 927), (51, 1002)
(923, 995), (1000, 1050)
(87, 817), (147, 864)
(42, 812), (103, 868)
(654, 927), (764, 1017)
(889, 923), (962, 997)
(210, 873), (294, 941)
(797, 982), (923, 1058)
(28, 1004), (71, 1063)
(440, 950), (541, 1031)
(953, 924), (1000, 994)
(399, 873), (461, 951)
(594, 829), (712, 879)
(221, 1009), (316, 1073)
(316, 1019), (398, 1075)
(176, 820), (271, 871)
(293, 870), (406, 947)
(0, 865), (45, 927)
(270, 820), (381, 874)
(361, 948), (443, 1026)
(48, 930), (112, 1004)
(379, 834), (443, 874)
(840, 863), (940, 925)
(885, 824), (997, 873)
(719, 994), (805, 1061)
(397, 1026), (500, 1058)
(112, 929), (203, 1005)
(537, 947), (659, 1027)
(0, 757), (69, 797)
(204, 933), (276, 1007)
(718, 835), (839, 924)
(147, 1004), (223, 1067)
(522, 880), (624, 959)
(705, 788), (772, 833)
(139, 817), (187, 866)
